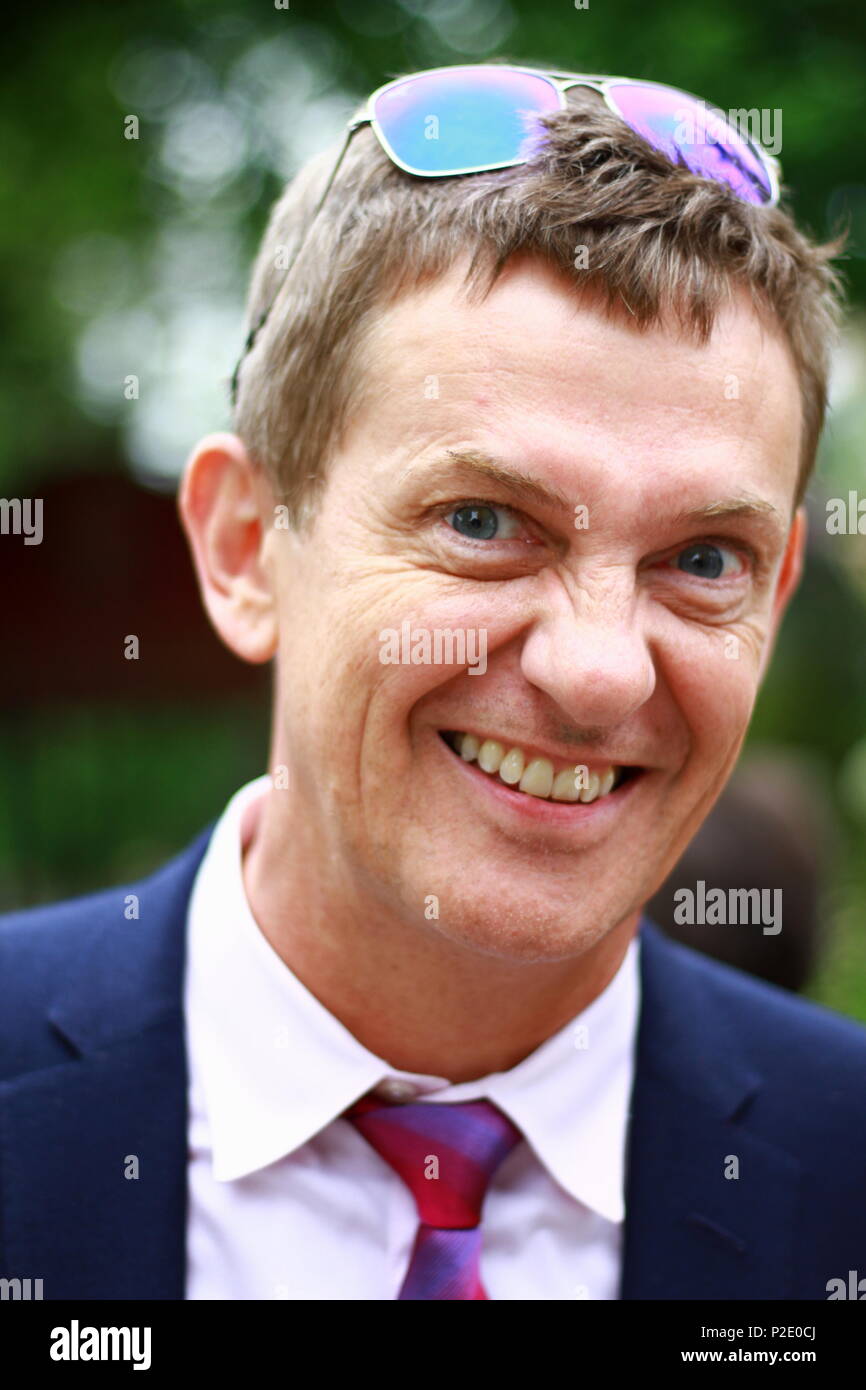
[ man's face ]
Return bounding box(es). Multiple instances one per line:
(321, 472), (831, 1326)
(262, 256), (803, 963)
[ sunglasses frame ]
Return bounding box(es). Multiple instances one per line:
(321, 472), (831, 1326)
(359, 64), (781, 203)
(230, 64), (781, 405)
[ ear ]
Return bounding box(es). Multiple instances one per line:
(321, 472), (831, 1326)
(758, 504), (807, 680)
(178, 432), (278, 664)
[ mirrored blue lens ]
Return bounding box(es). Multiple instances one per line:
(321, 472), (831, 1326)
(372, 67), (562, 176)
(605, 81), (774, 205)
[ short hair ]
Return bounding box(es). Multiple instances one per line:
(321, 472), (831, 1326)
(233, 80), (844, 528)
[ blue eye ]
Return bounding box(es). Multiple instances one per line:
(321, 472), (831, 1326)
(675, 543), (739, 579)
(449, 504), (500, 540)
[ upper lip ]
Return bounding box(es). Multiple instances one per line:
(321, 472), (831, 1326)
(441, 728), (643, 773)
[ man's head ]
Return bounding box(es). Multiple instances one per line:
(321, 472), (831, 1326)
(180, 70), (842, 965)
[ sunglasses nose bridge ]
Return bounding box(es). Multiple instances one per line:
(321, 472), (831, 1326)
(556, 75), (610, 91)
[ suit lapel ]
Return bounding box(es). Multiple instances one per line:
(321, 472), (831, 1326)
(620, 922), (801, 1300)
(0, 830), (211, 1300)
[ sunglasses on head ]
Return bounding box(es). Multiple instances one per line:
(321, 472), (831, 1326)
(230, 63), (781, 404)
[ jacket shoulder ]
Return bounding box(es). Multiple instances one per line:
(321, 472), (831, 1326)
(0, 828), (212, 1079)
(642, 922), (866, 1117)
(661, 924), (866, 1042)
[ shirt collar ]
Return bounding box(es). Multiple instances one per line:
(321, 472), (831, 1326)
(185, 775), (640, 1223)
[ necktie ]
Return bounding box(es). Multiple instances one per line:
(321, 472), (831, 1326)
(345, 1092), (523, 1300)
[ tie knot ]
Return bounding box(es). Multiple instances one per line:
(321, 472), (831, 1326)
(345, 1094), (523, 1229)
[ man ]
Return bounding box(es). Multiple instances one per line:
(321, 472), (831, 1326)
(2, 63), (864, 1301)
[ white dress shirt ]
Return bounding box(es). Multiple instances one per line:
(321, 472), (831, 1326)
(184, 775), (641, 1300)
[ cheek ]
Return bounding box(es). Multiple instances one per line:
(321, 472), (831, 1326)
(293, 560), (500, 685)
(271, 562), (492, 766)
(664, 626), (764, 754)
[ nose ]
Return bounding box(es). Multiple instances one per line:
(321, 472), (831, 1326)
(519, 574), (656, 731)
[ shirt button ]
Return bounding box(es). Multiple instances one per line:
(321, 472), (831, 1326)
(377, 1078), (417, 1103)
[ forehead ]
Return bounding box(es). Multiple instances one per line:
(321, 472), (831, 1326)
(350, 256), (803, 515)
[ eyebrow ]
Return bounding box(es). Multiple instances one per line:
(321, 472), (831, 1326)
(671, 496), (788, 538)
(399, 449), (576, 513)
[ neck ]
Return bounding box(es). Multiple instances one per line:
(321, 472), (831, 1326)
(241, 788), (638, 1083)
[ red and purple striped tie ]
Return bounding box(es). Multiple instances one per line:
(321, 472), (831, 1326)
(345, 1092), (523, 1300)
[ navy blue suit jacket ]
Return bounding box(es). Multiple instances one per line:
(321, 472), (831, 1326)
(1, 827), (865, 1300)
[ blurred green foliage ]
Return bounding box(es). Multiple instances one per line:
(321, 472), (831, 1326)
(1, 0), (865, 1018)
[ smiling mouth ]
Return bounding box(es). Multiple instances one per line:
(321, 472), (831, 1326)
(440, 731), (640, 804)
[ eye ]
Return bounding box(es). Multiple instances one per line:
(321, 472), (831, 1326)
(447, 503), (522, 541)
(673, 541), (743, 580)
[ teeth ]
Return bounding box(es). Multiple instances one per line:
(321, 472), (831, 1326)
(449, 732), (624, 805)
(460, 733), (480, 762)
(478, 739), (505, 774)
(499, 748), (525, 785)
(579, 770), (601, 804)
(551, 768), (580, 802)
(520, 758), (554, 798)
